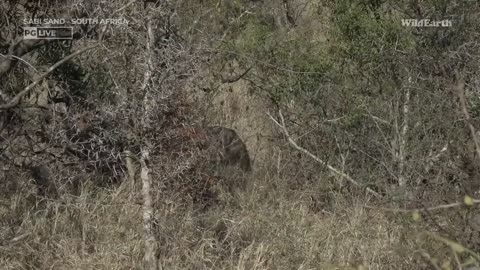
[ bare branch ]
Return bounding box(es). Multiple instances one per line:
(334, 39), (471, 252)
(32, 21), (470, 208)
(0, 39), (48, 77)
(365, 198), (480, 213)
(454, 70), (480, 160)
(0, 44), (99, 110)
(0, 53), (39, 73)
(268, 110), (381, 198)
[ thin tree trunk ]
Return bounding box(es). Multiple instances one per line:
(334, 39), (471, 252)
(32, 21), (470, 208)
(141, 9), (158, 270)
(398, 76), (412, 186)
(140, 150), (157, 270)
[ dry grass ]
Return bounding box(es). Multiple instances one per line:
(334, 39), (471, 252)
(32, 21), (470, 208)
(0, 166), (429, 269)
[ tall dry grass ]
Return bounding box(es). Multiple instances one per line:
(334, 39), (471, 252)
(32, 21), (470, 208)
(1, 162), (430, 269)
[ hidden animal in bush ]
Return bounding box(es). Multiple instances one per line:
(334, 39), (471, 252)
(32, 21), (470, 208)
(163, 126), (252, 173)
(204, 126), (252, 172)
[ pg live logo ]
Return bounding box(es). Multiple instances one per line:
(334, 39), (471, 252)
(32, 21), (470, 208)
(23, 26), (73, 40)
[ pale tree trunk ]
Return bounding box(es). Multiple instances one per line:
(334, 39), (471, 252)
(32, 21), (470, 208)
(397, 76), (412, 187)
(140, 150), (157, 270)
(140, 9), (158, 270)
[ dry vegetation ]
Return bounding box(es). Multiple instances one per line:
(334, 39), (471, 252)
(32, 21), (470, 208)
(1, 0), (480, 269)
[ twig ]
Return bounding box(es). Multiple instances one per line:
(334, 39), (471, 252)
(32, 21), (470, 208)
(115, 0), (136, 13)
(267, 110), (381, 198)
(7, 232), (30, 244)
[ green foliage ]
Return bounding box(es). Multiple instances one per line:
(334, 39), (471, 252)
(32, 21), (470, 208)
(332, 0), (415, 73)
(342, 107), (365, 129)
(226, 12), (335, 103)
(270, 42), (335, 102)
(469, 95), (480, 119)
(227, 15), (275, 56)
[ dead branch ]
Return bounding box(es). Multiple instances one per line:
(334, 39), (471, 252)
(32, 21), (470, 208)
(0, 39), (49, 77)
(454, 70), (480, 160)
(267, 110), (381, 198)
(365, 198), (480, 213)
(0, 44), (99, 110)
